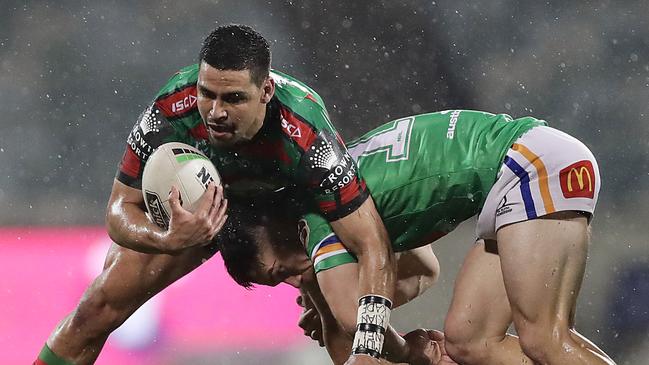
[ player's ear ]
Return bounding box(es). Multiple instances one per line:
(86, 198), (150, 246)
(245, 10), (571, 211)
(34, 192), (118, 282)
(260, 76), (274, 104)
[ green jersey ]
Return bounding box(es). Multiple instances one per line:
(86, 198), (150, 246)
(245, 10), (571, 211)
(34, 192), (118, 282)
(302, 110), (546, 272)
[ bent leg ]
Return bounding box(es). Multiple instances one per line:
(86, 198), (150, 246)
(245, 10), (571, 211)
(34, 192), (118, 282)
(45, 242), (218, 365)
(444, 240), (531, 365)
(497, 212), (615, 364)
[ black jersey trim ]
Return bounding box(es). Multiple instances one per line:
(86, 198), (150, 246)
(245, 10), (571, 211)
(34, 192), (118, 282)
(322, 188), (369, 221)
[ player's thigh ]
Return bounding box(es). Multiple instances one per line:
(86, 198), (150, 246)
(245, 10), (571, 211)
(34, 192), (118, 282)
(444, 240), (512, 343)
(93, 242), (218, 307)
(496, 211), (588, 328)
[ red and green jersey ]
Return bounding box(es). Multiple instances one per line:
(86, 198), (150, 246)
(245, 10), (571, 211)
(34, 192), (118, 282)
(301, 110), (547, 272)
(117, 64), (367, 220)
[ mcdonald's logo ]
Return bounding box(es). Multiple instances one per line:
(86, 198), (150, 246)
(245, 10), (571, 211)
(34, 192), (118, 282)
(560, 160), (595, 199)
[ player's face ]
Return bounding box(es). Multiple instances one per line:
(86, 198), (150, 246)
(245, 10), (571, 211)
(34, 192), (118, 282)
(197, 62), (274, 148)
(253, 230), (312, 288)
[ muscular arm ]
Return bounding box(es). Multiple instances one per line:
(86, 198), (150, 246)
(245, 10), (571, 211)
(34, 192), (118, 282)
(296, 241), (442, 363)
(105, 179), (168, 254)
(329, 197), (408, 359)
(317, 262), (412, 363)
(300, 269), (352, 365)
(106, 179), (227, 254)
(330, 197), (395, 301)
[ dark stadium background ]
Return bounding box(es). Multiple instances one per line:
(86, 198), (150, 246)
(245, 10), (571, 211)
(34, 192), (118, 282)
(1, 1), (647, 364)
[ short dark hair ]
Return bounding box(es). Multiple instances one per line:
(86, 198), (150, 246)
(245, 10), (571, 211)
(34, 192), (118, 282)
(217, 204), (268, 289)
(217, 192), (306, 289)
(199, 24), (271, 86)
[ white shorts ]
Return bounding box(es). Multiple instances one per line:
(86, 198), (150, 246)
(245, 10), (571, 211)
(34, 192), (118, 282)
(476, 126), (601, 240)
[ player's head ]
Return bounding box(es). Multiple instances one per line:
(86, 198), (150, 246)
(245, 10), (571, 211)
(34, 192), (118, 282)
(218, 198), (311, 289)
(197, 24), (274, 148)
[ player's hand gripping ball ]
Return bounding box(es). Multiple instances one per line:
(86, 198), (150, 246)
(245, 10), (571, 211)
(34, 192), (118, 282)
(142, 142), (221, 229)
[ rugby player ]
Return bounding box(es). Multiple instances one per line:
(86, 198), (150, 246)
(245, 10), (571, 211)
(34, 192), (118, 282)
(218, 197), (456, 365)
(35, 24), (401, 365)
(219, 111), (617, 365)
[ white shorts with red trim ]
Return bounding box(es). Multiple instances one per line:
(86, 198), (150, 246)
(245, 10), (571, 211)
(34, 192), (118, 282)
(476, 126), (601, 240)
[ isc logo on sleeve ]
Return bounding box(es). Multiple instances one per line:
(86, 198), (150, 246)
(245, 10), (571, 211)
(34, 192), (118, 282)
(559, 160), (595, 199)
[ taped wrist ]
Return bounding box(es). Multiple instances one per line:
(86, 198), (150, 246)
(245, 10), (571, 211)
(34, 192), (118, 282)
(351, 295), (393, 358)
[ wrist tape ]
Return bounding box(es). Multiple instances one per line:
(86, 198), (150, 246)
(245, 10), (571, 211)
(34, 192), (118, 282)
(351, 295), (393, 358)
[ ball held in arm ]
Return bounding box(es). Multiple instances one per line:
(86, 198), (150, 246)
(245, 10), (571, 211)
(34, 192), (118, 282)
(142, 142), (221, 229)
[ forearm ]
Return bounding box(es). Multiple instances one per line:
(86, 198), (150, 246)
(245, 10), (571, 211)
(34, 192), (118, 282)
(356, 245), (397, 301)
(349, 246), (398, 358)
(330, 198), (398, 361)
(332, 200), (397, 301)
(301, 272), (354, 364)
(106, 198), (168, 254)
(323, 320), (354, 365)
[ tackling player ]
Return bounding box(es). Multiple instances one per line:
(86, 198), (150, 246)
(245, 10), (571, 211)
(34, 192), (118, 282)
(35, 24), (400, 365)
(219, 111), (617, 365)
(219, 196), (456, 365)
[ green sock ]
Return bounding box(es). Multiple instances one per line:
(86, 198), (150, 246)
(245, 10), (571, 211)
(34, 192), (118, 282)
(35, 344), (75, 365)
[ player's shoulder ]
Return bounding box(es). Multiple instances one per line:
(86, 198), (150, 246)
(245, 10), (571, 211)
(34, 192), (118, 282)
(269, 70), (340, 152)
(270, 69), (325, 105)
(150, 64), (202, 125)
(271, 70), (331, 124)
(155, 64), (199, 99)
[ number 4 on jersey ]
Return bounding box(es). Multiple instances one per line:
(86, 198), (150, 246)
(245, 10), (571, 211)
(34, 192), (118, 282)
(348, 117), (414, 163)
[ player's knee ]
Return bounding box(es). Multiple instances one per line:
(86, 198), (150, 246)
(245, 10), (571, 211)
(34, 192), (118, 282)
(69, 288), (134, 336)
(517, 322), (569, 363)
(444, 316), (487, 365)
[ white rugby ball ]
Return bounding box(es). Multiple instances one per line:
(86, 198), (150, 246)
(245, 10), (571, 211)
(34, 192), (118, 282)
(142, 142), (221, 229)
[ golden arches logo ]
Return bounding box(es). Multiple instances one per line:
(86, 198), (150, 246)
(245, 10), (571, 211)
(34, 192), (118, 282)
(567, 166), (593, 192)
(560, 160), (595, 199)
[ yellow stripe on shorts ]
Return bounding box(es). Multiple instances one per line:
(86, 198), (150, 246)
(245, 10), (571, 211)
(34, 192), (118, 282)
(512, 143), (556, 214)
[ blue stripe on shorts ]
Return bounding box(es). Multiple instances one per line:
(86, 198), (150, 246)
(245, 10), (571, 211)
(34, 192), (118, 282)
(503, 156), (537, 219)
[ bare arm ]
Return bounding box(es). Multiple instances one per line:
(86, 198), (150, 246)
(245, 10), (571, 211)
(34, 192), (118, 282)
(300, 269), (352, 365)
(330, 197), (395, 300)
(330, 197), (406, 361)
(106, 179), (227, 254)
(393, 246), (441, 306)
(317, 261), (417, 363)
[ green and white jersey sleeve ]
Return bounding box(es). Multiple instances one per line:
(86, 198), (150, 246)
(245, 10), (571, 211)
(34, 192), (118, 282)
(299, 212), (357, 273)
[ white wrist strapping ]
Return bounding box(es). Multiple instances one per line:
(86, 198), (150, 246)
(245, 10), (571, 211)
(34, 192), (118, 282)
(351, 294), (393, 358)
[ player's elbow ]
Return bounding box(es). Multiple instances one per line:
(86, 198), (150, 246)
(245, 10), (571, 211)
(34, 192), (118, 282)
(105, 201), (123, 243)
(104, 199), (136, 249)
(105, 219), (122, 247)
